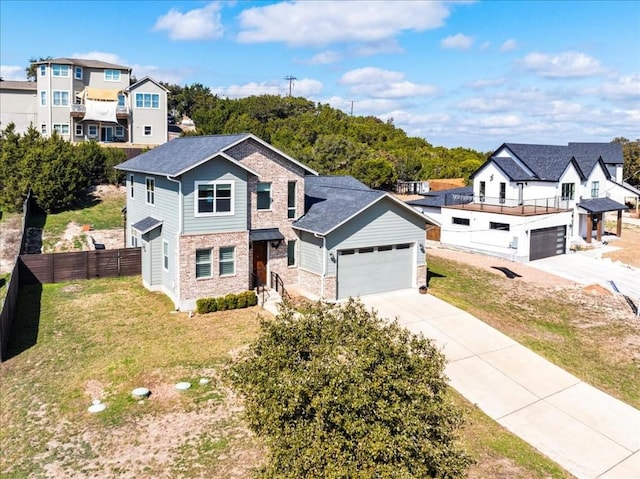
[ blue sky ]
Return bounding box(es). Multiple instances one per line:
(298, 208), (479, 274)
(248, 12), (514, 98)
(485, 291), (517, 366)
(1, 0), (639, 151)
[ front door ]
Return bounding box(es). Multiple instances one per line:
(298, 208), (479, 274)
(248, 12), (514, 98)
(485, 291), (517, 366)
(101, 126), (113, 142)
(252, 241), (268, 287)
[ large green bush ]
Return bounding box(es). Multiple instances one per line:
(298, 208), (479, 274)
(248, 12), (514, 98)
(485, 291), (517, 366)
(230, 299), (472, 478)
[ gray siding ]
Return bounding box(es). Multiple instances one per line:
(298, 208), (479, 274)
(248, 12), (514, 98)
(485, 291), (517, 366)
(128, 80), (167, 145)
(299, 230), (324, 274)
(147, 228), (163, 286)
(182, 159), (249, 234)
(325, 199), (425, 276)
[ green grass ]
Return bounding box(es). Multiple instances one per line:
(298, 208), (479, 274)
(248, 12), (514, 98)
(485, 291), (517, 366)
(0, 272), (9, 301)
(0, 275), (574, 478)
(427, 256), (640, 408)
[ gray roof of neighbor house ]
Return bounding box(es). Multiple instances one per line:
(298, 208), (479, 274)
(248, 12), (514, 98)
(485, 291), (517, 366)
(33, 57), (131, 71)
(480, 142), (622, 182)
(115, 134), (316, 177)
(0, 80), (36, 91)
(406, 187), (473, 208)
(577, 197), (628, 214)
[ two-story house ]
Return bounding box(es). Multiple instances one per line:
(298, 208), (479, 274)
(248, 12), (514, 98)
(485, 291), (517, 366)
(409, 142), (638, 262)
(116, 133), (428, 310)
(0, 58), (168, 146)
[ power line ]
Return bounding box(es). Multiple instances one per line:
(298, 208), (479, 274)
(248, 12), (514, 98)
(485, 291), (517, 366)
(348, 100), (357, 116)
(284, 75), (297, 97)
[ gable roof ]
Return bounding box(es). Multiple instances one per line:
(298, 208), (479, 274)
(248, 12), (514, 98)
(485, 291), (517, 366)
(34, 57), (131, 71)
(115, 133), (316, 177)
(293, 176), (427, 236)
(0, 80), (36, 91)
(126, 76), (169, 92)
(577, 197), (628, 214)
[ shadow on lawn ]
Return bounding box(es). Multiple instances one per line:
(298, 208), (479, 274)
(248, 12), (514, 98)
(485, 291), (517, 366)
(426, 268), (446, 287)
(4, 282), (42, 361)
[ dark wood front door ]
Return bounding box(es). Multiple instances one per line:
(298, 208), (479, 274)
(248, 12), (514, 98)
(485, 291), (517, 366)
(253, 241), (268, 286)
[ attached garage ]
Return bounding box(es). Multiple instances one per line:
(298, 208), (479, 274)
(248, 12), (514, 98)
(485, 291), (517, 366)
(529, 226), (566, 261)
(337, 243), (413, 299)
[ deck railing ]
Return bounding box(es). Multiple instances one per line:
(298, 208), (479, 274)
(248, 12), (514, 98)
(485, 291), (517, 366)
(445, 194), (573, 212)
(270, 271), (291, 302)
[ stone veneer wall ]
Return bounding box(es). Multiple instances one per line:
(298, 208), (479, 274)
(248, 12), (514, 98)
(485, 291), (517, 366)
(298, 269), (338, 301)
(417, 264), (427, 287)
(179, 231), (250, 310)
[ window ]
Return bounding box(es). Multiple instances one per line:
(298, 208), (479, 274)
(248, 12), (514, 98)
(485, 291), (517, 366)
(257, 182), (271, 210)
(129, 174), (134, 199)
(88, 125), (98, 137)
(499, 182), (506, 204)
(196, 181), (234, 215)
(163, 241), (169, 271)
(40, 124), (47, 135)
(74, 66), (83, 79)
(39, 65), (46, 77)
(117, 94), (125, 107)
(115, 125), (125, 137)
(359, 247), (374, 254)
(287, 181), (296, 218)
(287, 240), (296, 266)
(74, 91), (82, 104)
(143, 125), (152, 136)
(53, 124), (69, 135)
(131, 229), (139, 247)
(75, 124), (83, 136)
(52, 90), (69, 106)
(135, 93), (160, 108)
(479, 181), (486, 202)
(219, 246), (235, 276)
(195, 248), (212, 278)
(146, 177), (155, 205)
(39, 91), (46, 106)
(377, 245), (392, 251)
(591, 181), (599, 198)
(452, 217), (470, 226)
(561, 182), (575, 200)
(104, 69), (120, 82)
(490, 221), (510, 231)
(52, 64), (69, 77)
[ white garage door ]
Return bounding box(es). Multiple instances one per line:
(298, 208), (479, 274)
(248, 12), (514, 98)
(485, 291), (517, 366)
(337, 243), (413, 299)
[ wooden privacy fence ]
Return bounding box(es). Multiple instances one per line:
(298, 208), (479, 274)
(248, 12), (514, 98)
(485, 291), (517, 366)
(19, 247), (141, 285)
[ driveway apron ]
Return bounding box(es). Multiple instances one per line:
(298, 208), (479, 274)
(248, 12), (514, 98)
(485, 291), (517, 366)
(359, 289), (640, 479)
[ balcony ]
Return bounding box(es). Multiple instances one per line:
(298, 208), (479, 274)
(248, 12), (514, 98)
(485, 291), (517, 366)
(70, 104), (130, 119)
(444, 194), (572, 216)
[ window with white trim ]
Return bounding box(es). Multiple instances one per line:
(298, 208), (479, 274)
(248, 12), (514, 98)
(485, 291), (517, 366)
(287, 240), (296, 266)
(135, 93), (160, 108)
(163, 241), (169, 271)
(39, 65), (46, 77)
(287, 181), (296, 218)
(52, 64), (69, 77)
(131, 228), (139, 247)
(74, 91), (82, 104)
(195, 248), (212, 278)
(591, 181), (599, 198)
(195, 181), (233, 215)
(41, 124), (47, 135)
(561, 182), (575, 200)
(146, 177), (155, 205)
(143, 125), (152, 136)
(117, 94), (125, 107)
(88, 125), (98, 137)
(104, 69), (120, 81)
(219, 246), (235, 276)
(53, 124), (70, 135)
(257, 182), (271, 210)
(74, 66), (83, 79)
(52, 90), (69, 106)
(115, 125), (125, 137)
(129, 174), (134, 199)
(40, 91), (46, 106)
(75, 124), (83, 136)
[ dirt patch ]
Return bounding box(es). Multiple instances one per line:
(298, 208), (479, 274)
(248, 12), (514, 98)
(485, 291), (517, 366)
(583, 284), (613, 296)
(0, 215), (23, 273)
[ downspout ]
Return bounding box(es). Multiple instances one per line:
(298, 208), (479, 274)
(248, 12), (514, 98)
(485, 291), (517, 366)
(166, 175), (182, 308)
(314, 232), (326, 299)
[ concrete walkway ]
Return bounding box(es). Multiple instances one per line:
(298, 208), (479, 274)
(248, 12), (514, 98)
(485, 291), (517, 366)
(359, 289), (640, 479)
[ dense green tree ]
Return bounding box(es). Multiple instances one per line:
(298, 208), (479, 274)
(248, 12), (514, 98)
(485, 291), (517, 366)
(613, 137), (640, 187)
(351, 156), (397, 190)
(25, 56), (52, 81)
(230, 299), (472, 478)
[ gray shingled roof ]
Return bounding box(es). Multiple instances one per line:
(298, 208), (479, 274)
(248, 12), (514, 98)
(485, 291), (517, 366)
(249, 228), (285, 242)
(577, 197), (628, 214)
(292, 176), (386, 235)
(34, 57), (131, 71)
(132, 216), (162, 234)
(115, 134), (252, 176)
(407, 187), (473, 208)
(0, 81), (36, 91)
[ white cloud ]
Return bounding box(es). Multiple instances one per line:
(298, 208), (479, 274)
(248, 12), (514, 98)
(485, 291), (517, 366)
(519, 51), (605, 78)
(211, 78), (323, 99)
(340, 67), (439, 99)
(237, 1), (452, 47)
(473, 115), (523, 128)
(441, 33), (473, 50)
(0, 65), (25, 81)
(465, 78), (507, 89)
(593, 74), (640, 101)
(479, 41), (491, 50)
(457, 97), (513, 113)
(500, 39), (518, 52)
(153, 2), (223, 41)
(305, 50), (342, 65)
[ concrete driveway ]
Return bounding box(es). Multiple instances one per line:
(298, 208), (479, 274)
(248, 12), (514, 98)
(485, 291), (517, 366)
(530, 250), (640, 301)
(359, 289), (640, 479)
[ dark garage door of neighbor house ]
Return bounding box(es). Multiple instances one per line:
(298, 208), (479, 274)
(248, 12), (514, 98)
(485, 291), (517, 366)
(337, 243), (413, 299)
(530, 226), (566, 261)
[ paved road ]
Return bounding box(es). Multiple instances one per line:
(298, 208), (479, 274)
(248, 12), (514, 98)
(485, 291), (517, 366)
(359, 289), (640, 479)
(530, 251), (640, 301)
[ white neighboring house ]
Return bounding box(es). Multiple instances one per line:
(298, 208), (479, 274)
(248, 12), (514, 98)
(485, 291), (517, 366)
(409, 142), (639, 262)
(0, 58), (168, 146)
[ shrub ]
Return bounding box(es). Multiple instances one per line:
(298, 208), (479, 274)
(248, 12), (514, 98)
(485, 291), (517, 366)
(224, 293), (238, 310)
(245, 290), (258, 306)
(196, 297), (218, 314)
(216, 296), (227, 311)
(236, 293), (247, 309)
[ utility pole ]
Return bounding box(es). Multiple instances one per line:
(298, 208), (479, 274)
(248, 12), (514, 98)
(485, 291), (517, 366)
(349, 100), (357, 116)
(284, 75), (297, 97)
